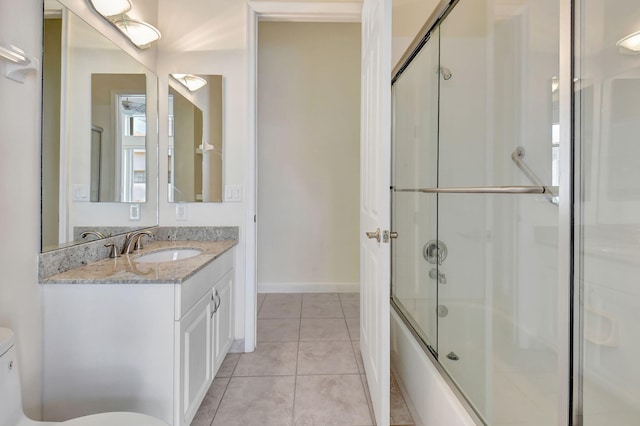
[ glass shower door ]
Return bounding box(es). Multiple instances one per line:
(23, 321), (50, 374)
(392, 0), (562, 424)
(391, 27), (440, 352)
(437, 0), (560, 423)
(575, 0), (640, 423)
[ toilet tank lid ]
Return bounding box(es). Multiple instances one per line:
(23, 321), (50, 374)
(0, 327), (15, 356)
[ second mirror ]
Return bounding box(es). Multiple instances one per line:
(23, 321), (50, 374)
(168, 74), (223, 203)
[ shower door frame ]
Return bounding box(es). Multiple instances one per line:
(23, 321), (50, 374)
(558, 0), (574, 425)
(389, 0), (576, 425)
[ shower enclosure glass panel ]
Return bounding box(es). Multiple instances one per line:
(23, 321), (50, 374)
(438, 1), (560, 423)
(392, 0), (560, 423)
(576, 0), (640, 423)
(391, 28), (440, 351)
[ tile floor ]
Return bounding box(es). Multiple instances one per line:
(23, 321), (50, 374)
(192, 293), (414, 426)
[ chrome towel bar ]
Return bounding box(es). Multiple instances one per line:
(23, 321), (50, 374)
(394, 186), (554, 194)
(393, 147), (559, 203)
(511, 146), (559, 205)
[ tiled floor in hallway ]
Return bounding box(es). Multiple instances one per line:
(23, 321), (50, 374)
(192, 293), (414, 426)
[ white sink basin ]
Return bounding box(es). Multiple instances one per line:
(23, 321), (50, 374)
(134, 248), (202, 263)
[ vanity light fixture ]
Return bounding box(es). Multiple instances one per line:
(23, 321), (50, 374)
(87, 0), (161, 49)
(0, 43), (39, 83)
(617, 31), (640, 54)
(112, 17), (161, 49)
(89, 0), (132, 17)
(171, 74), (208, 92)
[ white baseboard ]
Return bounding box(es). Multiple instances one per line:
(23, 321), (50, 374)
(257, 282), (359, 293)
(228, 339), (245, 353)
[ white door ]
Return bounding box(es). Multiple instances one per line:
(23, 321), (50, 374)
(359, 0), (391, 424)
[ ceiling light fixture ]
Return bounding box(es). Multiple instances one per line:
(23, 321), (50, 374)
(112, 17), (161, 49)
(89, 0), (132, 17)
(617, 31), (640, 54)
(171, 74), (208, 92)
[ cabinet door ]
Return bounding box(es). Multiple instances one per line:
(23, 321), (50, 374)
(213, 270), (234, 374)
(178, 291), (213, 426)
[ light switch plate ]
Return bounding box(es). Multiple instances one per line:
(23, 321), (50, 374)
(225, 184), (242, 202)
(176, 203), (188, 221)
(129, 204), (141, 221)
(72, 184), (89, 201)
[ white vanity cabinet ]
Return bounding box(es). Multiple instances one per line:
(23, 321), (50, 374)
(42, 249), (235, 426)
(213, 270), (234, 371)
(177, 259), (234, 425)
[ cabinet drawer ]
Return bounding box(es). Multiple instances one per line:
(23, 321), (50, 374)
(174, 250), (233, 320)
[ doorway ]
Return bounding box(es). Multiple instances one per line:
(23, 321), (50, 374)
(246, 2), (392, 424)
(256, 21), (361, 294)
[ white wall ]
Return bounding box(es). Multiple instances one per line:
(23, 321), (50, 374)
(0, 0), (44, 419)
(157, 0), (248, 342)
(256, 22), (360, 292)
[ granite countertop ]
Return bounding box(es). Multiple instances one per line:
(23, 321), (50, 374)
(41, 239), (237, 284)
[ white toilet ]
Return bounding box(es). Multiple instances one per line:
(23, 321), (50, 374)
(0, 327), (169, 426)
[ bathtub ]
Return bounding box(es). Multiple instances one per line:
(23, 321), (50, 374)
(391, 306), (478, 425)
(391, 300), (559, 425)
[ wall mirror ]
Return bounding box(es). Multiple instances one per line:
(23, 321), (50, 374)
(168, 74), (223, 203)
(42, 0), (158, 251)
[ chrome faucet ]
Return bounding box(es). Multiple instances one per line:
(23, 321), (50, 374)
(80, 230), (107, 240)
(121, 230), (154, 255)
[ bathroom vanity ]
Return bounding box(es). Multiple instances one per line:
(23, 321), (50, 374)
(41, 240), (236, 426)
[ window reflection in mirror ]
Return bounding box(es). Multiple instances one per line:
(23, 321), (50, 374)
(168, 75), (223, 203)
(91, 74), (147, 202)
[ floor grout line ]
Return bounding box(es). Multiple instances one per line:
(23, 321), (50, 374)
(291, 314), (304, 425)
(208, 375), (232, 426)
(204, 293), (373, 426)
(214, 373), (366, 379)
(360, 372), (377, 425)
(291, 294), (304, 424)
(210, 354), (241, 425)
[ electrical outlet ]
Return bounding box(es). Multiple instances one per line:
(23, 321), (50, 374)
(129, 204), (141, 221)
(176, 203), (188, 221)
